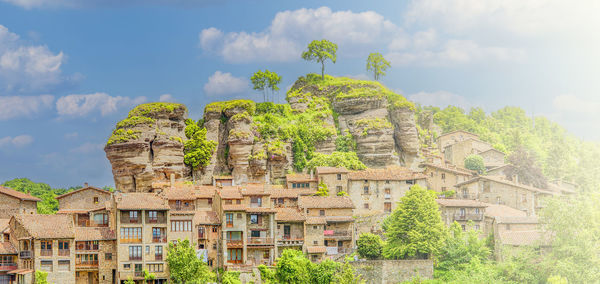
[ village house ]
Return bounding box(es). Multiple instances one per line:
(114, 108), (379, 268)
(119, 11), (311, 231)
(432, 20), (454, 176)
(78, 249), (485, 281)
(314, 167), (349, 195)
(437, 130), (480, 150)
(438, 130), (506, 169)
(273, 207), (305, 258)
(55, 184), (112, 214)
(491, 216), (546, 261)
(0, 186), (40, 218)
(298, 196), (355, 260)
(9, 214), (76, 284)
(0, 219), (17, 284)
(285, 173), (317, 191)
(420, 163), (474, 193)
(436, 199), (486, 232)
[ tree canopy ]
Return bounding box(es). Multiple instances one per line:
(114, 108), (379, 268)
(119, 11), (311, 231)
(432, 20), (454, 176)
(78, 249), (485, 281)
(251, 70), (282, 102)
(166, 239), (214, 284)
(356, 233), (383, 260)
(302, 39), (337, 79)
(183, 119), (218, 171)
(464, 154), (486, 174)
(2, 178), (81, 214)
(366, 52), (391, 81)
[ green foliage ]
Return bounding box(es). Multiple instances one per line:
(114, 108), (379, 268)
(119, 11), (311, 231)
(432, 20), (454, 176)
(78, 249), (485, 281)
(115, 116), (155, 129)
(257, 264), (277, 284)
(356, 233), (383, 259)
(124, 278), (135, 284)
(143, 269), (156, 284)
(275, 249), (312, 284)
(366, 52), (391, 80)
(183, 119), (217, 170)
(166, 239), (215, 284)
(464, 154), (486, 174)
(315, 181), (329, 196)
(128, 102), (185, 117)
(505, 147), (548, 188)
(547, 275), (568, 284)
(332, 261), (365, 284)
(382, 185), (446, 259)
(221, 271), (241, 284)
(306, 151), (366, 171)
(302, 39), (338, 79)
(311, 259), (340, 284)
(435, 222), (490, 279)
(107, 129), (141, 146)
(205, 99), (256, 116)
(436, 190), (455, 198)
(252, 70), (282, 102)
(2, 178), (83, 214)
(354, 118), (393, 136)
(35, 270), (49, 284)
(337, 191), (348, 196)
(335, 132), (356, 152)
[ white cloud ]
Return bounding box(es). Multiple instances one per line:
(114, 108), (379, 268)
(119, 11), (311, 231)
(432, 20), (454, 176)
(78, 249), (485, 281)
(0, 25), (68, 93)
(203, 71), (248, 96)
(159, 93), (174, 102)
(552, 95), (600, 114)
(70, 142), (103, 154)
(56, 92), (147, 117)
(0, 95), (54, 120)
(409, 90), (471, 109)
(0, 135), (33, 148)
(64, 132), (78, 139)
(199, 7), (402, 63)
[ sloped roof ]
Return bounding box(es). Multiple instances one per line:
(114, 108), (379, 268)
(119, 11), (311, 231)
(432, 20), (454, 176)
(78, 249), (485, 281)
(240, 184), (270, 196)
(222, 204), (246, 212)
(195, 186), (217, 198)
(14, 214), (74, 239)
(315, 166), (349, 174)
(306, 217), (327, 225)
(0, 219), (9, 233)
(298, 196), (354, 209)
(0, 243), (16, 255)
(116, 193), (169, 210)
(306, 246), (326, 254)
(194, 211), (220, 225)
(456, 176), (556, 195)
(219, 186), (243, 199)
(56, 206), (105, 214)
(420, 163), (474, 176)
(268, 188), (314, 198)
(484, 204), (528, 218)
(0, 186), (41, 202)
(286, 173), (316, 182)
(75, 227), (116, 241)
(438, 130), (479, 139)
(436, 199), (487, 207)
(162, 187), (197, 200)
(348, 166), (427, 181)
(499, 230), (549, 246)
(55, 186), (110, 200)
(245, 207), (277, 213)
(495, 216), (539, 224)
(275, 208), (306, 222)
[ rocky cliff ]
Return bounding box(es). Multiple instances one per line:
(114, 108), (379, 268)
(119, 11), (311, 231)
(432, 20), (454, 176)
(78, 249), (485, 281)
(105, 74), (421, 191)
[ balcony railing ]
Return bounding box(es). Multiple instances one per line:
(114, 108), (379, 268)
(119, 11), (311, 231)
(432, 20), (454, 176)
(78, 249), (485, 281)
(226, 240), (243, 247)
(120, 238), (142, 244)
(76, 244), (99, 251)
(453, 213), (484, 221)
(58, 249), (70, 256)
(277, 236), (304, 246)
(0, 264), (17, 271)
(198, 233), (206, 239)
(247, 237), (274, 245)
(146, 216), (167, 224)
(40, 249), (52, 256)
(129, 256), (142, 261)
(134, 271), (144, 277)
(77, 220), (108, 227)
(152, 236), (167, 243)
(172, 204), (195, 211)
(323, 230), (351, 237)
(19, 251), (31, 259)
(121, 217), (140, 224)
(155, 254), (163, 261)
(76, 260), (98, 267)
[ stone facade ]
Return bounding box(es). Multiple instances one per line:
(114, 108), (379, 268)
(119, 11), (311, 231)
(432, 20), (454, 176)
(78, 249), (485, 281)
(420, 163), (473, 193)
(57, 186), (112, 212)
(437, 199), (486, 233)
(0, 186), (39, 218)
(351, 259), (434, 284)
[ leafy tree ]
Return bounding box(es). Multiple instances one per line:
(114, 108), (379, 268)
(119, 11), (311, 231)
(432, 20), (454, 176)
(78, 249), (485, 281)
(315, 181), (329, 196)
(267, 70), (282, 103)
(335, 133), (356, 152)
(258, 264), (277, 284)
(251, 70), (267, 102)
(311, 259), (340, 284)
(124, 278), (135, 284)
(302, 39), (338, 79)
(547, 275), (568, 284)
(143, 269), (156, 284)
(2, 178), (80, 214)
(166, 239), (214, 284)
(505, 147), (547, 188)
(356, 233), (383, 259)
(275, 249), (313, 284)
(183, 119), (218, 172)
(366, 52), (391, 80)
(35, 270), (49, 284)
(332, 261), (365, 284)
(221, 271), (241, 284)
(382, 185), (446, 259)
(306, 151), (366, 171)
(435, 222), (490, 278)
(464, 154), (485, 174)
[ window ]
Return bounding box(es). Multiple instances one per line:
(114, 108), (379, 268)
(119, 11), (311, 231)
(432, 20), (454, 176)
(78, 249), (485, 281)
(152, 227), (165, 242)
(384, 202), (392, 213)
(58, 240), (69, 250)
(236, 213), (242, 219)
(225, 200), (233, 205)
(319, 210), (325, 216)
(129, 211), (139, 223)
(278, 198), (284, 204)
(385, 180), (390, 184)
(208, 199), (212, 205)
(475, 208), (480, 214)
(363, 186), (369, 194)
(292, 183), (297, 188)
(250, 214), (261, 224)
(313, 241), (318, 245)
(406, 180), (415, 185)
(129, 246), (142, 260)
(461, 225), (466, 231)
(364, 203), (369, 209)
(441, 173), (446, 180)
(337, 174), (342, 180)
(251, 231), (260, 238)
(155, 246), (163, 257)
(198, 227), (206, 238)
(93, 213), (108, 226)
(120, 227), (142, 242)
(212, 244), (217, 249)
(58, 260), (70, 271)
(123, 263), (131, 270)
(148, 211), (158, 223)
(198, 244), (205, 249)
(171, 220), (192, 232)
(251, 197), (262, 206)
(336, 186), (342, 193)
(147, 263), (164, 272)
(40, 260), (53, 272)
(41, 240), (52, 250)
(474, 225), (480, 230)
(459, 208), (466, 217)
(313, 226), (318, 230)
(105, 253), (112, 260)
(212, 226), (218, 233)
(430, 172), (434, 177)
(236, 200), (241, 204)
(93, 197), (99, 204)
(226, 213), (233, 227)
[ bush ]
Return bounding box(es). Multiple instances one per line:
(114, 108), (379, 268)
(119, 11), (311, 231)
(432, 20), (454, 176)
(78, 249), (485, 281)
(464, 154), (485, 174)
(356, 233), (383, 259)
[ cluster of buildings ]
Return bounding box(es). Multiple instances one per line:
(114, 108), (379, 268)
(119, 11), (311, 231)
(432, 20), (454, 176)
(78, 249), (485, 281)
(0, 130), (577, 284)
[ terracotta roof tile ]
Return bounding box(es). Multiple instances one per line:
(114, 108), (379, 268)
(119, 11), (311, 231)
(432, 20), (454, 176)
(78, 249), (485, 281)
(268, 188), (314, 198)
(222, 204), (246, 212)
(484, 204), (528, 218)
(275, 208), (306, 222)
(75, 227), (116, 241)
(315, 166), (349, 174)
(240, 184), (270, 196)
(245, 207), (277, 213)
(14, 214), (74, 239)
(286, 173), (316, 182)
(195, 186), (217, 198)
(219, 187), (242, 199)
(420, 163), (474, 176)
(162, 187), (197, 200)
(456, 176), (556, 195)
(306, 246), (327, 253)
(298, 196), (354, 209)
(348, 166), (427, 181)
(116, 193), (169, 210)
(56, 206), (105, 214)
(55, 186), (110, 200)
(194, 211), (220, 225)
(436, 199), (487, 207)
(0, 219), (9, 233)
(0, 242), (16, 254)
(0, 186), (41, 202)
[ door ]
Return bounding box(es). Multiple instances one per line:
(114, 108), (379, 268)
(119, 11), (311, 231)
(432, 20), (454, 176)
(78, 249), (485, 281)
(227, 248), (243, 264)
(283, 225), (290, 239)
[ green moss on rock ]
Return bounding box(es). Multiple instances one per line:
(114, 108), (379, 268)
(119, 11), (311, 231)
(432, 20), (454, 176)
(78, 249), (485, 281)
(354, 118), (393, 136)
(204, 100), (256, 116)
(115, 116), (155, 129)
(128, 102), (186, 117)
(107, 129), (142, 146)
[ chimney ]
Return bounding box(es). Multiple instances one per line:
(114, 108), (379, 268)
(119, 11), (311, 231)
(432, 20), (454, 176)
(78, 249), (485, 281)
(170, 173), (175, 189)
(84, 182), (88, 188)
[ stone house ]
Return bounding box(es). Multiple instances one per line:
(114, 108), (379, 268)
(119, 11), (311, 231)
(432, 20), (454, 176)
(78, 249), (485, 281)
(114, 192), (170, 283)
(0, 219), (17, 284)
(56, 184), (111, 214)
(0, 186), (40, 218)
(420, 163), (474, 193)
(285, 173), (317, 191)
(304, 217), (326, 262)
(315, 167), (349, 195)
(298, 196), (355, 260)
(436, 199), (486, 232)
(193, 186), (221, 269)
(479, 148), (506, 169)
(437, 130), (479, 150)
(274, 207), (305, 258)
(443, 138), (498, 168)
(490, 216), (545, 261)
(74, 227), (116, 284)
(9, 214), (76, 284)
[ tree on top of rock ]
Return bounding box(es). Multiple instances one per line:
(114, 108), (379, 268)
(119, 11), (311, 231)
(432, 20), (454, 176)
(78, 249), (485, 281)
(251, 70), (282, 102)
(302, 39), (337, 80)
(366, 52), (391, 81)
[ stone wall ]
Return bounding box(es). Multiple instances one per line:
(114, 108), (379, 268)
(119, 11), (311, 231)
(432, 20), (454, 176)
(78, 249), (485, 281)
(351, 259), (433, 284)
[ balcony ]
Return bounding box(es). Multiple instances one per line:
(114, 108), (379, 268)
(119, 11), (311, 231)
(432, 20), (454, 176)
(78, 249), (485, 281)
(152, 236), (167, 243)
(58, 249), (70, 256)
(226, 239), (243, 247)
(171, 204), (195, 211)
(323, 230), (351, 239)
(129, 255), (142, 261)
(453, 213), (484, 221)
(134, 271), (144, 277)
(76, 243), (99, 251)
(198, 233), (206, 240)
(155, 254), (163, 261)
(121, 217), (140, 224)
(40, 249), (52, 257)
(247, 237), (274, 246)
(77, 220), (108, 227)
(76, 260), (98, 268)
(120, 238), (142, 244)
(19, 251), (31, 259)
(146, 216), (167, 224)
(0, 263), (17, 271)
(277, 236), (304, 246)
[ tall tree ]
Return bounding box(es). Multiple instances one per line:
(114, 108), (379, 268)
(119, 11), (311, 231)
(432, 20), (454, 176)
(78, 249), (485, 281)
(382, 185), (446, 259)
(275, 249), (313, 284)
(266, 70), (282, 102)
(366, 52), (391, 80)
(302, 39), (337, 79)
(166, 239), (214, 284)
(505, 147), (548, 188)
(251, 70), (267, 102)
(356, 233), (383, 259)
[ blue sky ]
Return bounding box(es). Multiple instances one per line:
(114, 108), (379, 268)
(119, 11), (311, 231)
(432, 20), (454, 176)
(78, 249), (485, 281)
(1, 0), (599, 188)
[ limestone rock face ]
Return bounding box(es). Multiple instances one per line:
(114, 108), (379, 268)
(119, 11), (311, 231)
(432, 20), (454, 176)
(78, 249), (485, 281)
(104, 103), (188, 192)
(389, 107), (420, 167)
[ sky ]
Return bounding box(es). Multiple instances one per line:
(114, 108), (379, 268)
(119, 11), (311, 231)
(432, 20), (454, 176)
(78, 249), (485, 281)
(1, 0), (599, 188)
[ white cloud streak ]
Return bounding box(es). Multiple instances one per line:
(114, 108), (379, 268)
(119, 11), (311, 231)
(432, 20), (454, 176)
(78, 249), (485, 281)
(203, 71), (248, 96)
(0, 95), (54, 120)
(56, 92), (146, 117)
(0, 135), (33, 148)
